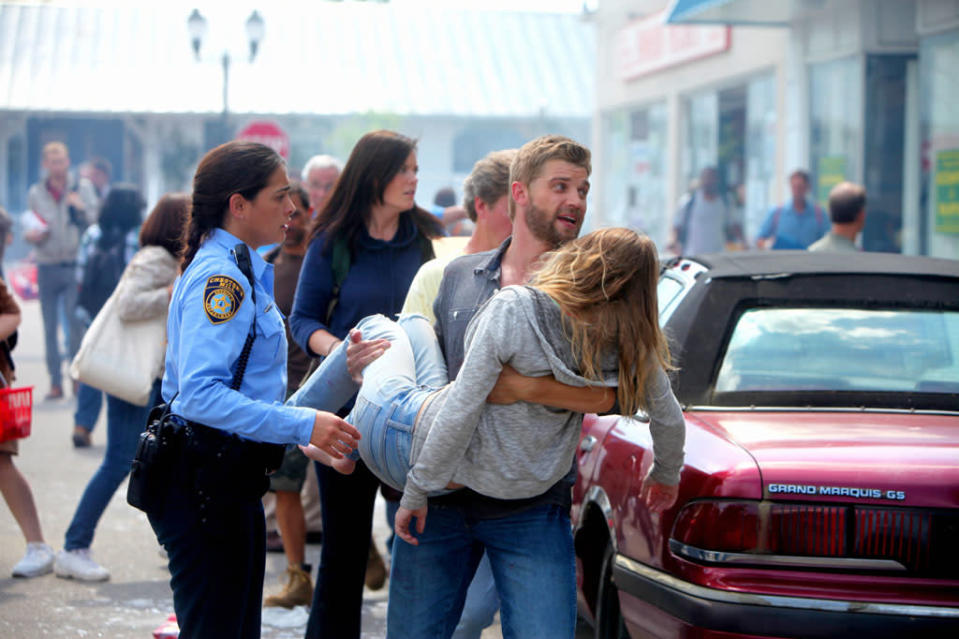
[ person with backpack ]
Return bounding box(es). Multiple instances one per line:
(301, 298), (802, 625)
(53, 185), (146, 581)
(289, 130), (444, 639)
(756, 169), (830, 250)
(669, 166), (744, 255)
(70, 187), (143, 448)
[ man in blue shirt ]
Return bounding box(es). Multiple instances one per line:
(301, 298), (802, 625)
(757, 170), (830, 250)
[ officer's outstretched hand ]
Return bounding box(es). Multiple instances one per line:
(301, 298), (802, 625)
(309, 411), (361, 459)
(394, 505), (428, 546)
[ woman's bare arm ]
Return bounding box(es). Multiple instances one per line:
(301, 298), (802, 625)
(487, 365), (616, 414)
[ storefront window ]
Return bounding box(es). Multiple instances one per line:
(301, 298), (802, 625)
(683, 76), (776, 247)
(601, 102), (669, 247)
(683, 90), (719, 195)
(745, 73), (777, 242)
(920, 29), (959, 259)
(809, 57), (863, 207)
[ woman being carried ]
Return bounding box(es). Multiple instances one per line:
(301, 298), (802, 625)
(292, 227), (685, 542)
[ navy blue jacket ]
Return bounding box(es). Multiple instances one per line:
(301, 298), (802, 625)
(290, 213), (428, 356)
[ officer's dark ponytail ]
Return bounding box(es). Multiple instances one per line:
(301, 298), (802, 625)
(180, 141), (284, 271)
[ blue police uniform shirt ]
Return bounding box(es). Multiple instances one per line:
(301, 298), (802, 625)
(758, 199), (830, 249)
(162, 228), (315, 445)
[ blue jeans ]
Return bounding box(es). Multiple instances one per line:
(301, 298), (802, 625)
(289, 314), (447, 491)
(388, 502), (576, 639)
(64, 381), (160, 550)
(37, 262), (81, 388)
(74, 382), (103, 431)
(452, 553), (500, 639)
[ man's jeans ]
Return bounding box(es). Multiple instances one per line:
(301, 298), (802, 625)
(388, 502), (576, 639)
(37, 262), (80, 388)
(452, 554), (500, 639)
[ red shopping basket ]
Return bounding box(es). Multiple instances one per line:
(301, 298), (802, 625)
(0, 386), (32, 443)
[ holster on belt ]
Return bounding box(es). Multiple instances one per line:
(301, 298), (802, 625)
(182, 420), (284, 503)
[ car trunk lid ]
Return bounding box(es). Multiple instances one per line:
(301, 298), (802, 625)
(686, 410), (959, 509)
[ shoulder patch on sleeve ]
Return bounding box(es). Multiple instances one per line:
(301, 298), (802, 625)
(203, 275), (245, 324)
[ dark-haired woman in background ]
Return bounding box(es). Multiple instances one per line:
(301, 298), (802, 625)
(289, 130), (443, 638)
(148, 141), (360, 638)
(71, 186), (145, 448)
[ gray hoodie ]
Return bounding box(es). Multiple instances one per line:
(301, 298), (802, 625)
(401, 285), (685, 511)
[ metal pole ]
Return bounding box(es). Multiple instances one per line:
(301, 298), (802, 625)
(221, 51), (230, 121)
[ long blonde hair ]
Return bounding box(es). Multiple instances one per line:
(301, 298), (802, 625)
(530, 227), (671, 416)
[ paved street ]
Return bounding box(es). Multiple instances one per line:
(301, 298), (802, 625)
(0, 297), (592, 638)
(0, 298), (391, 638)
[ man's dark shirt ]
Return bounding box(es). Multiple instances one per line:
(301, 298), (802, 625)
(266, 247), (311, 395)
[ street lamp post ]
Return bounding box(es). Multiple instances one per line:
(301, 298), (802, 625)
(188, 8), (265, 144)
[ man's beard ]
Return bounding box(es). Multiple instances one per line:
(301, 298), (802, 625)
(525, 202), (579, 248)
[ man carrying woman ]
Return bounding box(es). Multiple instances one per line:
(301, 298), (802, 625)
(316, 135), (685, 638)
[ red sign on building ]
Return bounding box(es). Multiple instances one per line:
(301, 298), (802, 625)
(236, 120), (290, 160)
(616, 10), (730, 81)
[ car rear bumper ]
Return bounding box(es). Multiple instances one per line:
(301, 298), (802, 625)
(613, 554), (959, 638)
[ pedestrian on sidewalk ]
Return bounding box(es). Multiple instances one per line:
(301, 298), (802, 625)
(0, 261), (55, 578)
(54, 186), (164, 582)
(24, 142), (98, 401)
(70, 189), (141, 448)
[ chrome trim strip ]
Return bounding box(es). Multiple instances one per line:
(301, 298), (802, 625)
(686, 405), (959, 417)
(669, 540), (907, 571)
(614, 555), (959, 618)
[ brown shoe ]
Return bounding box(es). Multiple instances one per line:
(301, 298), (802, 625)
(364, 541), (387, 591)
(46, 385), (64, 400)
(264, 565), (313, 608)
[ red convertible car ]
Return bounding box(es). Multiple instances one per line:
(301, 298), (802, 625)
(572, 251), (959, 638)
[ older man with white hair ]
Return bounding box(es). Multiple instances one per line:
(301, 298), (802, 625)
(302, 154), (342, 215)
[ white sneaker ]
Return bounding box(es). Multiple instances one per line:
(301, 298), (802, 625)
(54, 548), (110, 582)
(11, 542), (54, 578)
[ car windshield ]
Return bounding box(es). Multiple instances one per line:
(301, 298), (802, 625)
(715, 308), (959, 396)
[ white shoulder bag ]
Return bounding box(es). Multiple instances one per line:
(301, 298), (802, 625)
(70, 291), (166, 406)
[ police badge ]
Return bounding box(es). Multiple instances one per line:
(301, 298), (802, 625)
(204, 275), (245, 324)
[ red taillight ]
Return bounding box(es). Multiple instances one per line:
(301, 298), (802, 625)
(672, 501), (759, 552)
(671, 501), (846, 555)
(670, 501), (950, 576)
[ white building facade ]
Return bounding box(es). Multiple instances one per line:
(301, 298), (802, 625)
(594, 0), (959, 259)
(0, 3), (593, 251)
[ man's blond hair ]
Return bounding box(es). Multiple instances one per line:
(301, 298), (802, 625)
(509, 135), (590, 219)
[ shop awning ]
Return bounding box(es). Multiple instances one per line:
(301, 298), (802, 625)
(0, 3), (594, 118)
(664, 0), (811, 26)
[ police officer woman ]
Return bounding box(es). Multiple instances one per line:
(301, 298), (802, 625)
(148, 141), (361, 639)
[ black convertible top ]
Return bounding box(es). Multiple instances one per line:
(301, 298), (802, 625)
(683, 250), (959, 280)
(662, 250), (959, 410)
